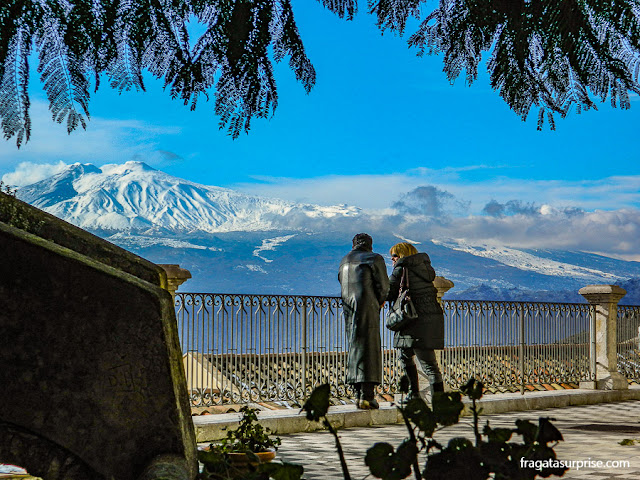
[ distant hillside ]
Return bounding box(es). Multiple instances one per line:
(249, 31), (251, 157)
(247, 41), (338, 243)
(15, 161), (640, 299)
(446, 277), (640, 305)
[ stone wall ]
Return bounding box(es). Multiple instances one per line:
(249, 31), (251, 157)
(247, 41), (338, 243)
(0, 194), (197, 480)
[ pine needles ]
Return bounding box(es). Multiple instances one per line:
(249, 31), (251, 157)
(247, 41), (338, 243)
(2, 0), (640, 146)
(0, 0), (316, 146)
(409, 0), (640, 129)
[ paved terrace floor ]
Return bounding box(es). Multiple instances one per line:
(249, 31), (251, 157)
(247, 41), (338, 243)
(274, 400), (640, 480)
(197, 389), (640, 479)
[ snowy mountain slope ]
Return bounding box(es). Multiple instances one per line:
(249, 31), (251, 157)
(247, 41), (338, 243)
(18, 161), (360, 233)
(94, 230), (638, 298)
(431, 238), (626, 282)
(14, 161), (640, 299)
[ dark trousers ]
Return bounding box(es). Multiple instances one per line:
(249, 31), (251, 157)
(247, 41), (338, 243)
(399, 346), (443, 393)
(353, 382), (376, 401)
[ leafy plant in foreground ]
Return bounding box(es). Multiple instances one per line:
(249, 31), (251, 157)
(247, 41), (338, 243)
(198, 406), (302, 480)
(214, 406), (281, 454)
(200, 378), (568, 479)
(303, 378), (568, 480)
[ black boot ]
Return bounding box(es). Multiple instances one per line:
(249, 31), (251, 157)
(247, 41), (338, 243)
(358, 382), (379, 409)
(402, 364), (421, 403)
(353, 383), (362, 408)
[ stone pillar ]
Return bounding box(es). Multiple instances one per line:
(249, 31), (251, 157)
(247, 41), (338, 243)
(579, 284), (628, 390)
(432, 276), (454, 394)
(433, 276), (454, 306)
(159, 264), (192, 300)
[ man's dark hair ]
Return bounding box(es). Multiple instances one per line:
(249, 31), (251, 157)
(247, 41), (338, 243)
(352, 233), (373, 252)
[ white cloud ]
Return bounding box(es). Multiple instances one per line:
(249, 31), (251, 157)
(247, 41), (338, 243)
(435, 209), (640, 257)
(255, 176), (640, 259)
(232, 171), (640, 214)
(266, 202), (640, 259)
(2, 161), (69, 186)
(0, 98), (183, 176)
(540, 204), (554, 215)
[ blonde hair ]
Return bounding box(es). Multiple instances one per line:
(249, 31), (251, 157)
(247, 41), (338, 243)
(389, 242), (418, 258)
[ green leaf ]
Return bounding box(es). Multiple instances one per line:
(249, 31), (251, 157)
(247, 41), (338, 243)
(197, 447), (232, 476)
(365, 442), (394, 478)
(460, 378), (484, 400)
(394, 439), (419, 475)
(424, 442), (487, 480)
(515, 419), (538, 445)
(404, 397), (436, 437)
(259, 461), (305, 480)
(525, 445), (568, 476)
(432, 391), (463, 426)
(483, 424), (515, 444)
(537, 417), (563, 444)
(301, 383), (331, 421)
(197, 448), (225, 466)
(478, 441), (515, 474)
(365, 440), (417, 480)
(447, 437), (473, 451)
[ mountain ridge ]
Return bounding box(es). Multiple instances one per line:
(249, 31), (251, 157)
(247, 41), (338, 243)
(17, 161), (361, 234)
(15, 161), (640, 302)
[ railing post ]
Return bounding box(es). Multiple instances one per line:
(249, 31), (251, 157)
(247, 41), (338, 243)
(519, 306), (525, 395)
(301, 298), (308, 399)
(433, 276), (454, 305)
(579, 284), (628, 390)
(432, 277), (453, 394)
(590, 305), (597, 384)
(158, 264), (192, 301)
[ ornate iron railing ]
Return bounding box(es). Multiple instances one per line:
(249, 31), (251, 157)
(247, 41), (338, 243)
(176, 294), (399, 406)
(617, 305), (640, 381)
(441, 301), (594, 393)
(176, 293), (597, 406)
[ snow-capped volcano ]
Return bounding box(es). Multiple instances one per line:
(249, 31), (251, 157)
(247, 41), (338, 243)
(13, 160), (640, 301)
(17, 161), (360, 233)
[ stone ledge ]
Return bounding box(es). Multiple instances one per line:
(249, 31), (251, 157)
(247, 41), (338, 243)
(194, 388), (640, 443)
(194, 404), (402, 442)
(463, 385), (640, 416)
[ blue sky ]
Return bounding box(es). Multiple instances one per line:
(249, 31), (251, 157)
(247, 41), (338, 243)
(1, 1), (639, 259)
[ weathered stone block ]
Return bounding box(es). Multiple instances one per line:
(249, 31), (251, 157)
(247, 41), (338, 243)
(343, 410), (371, 428)
(0, 218), (196, 480)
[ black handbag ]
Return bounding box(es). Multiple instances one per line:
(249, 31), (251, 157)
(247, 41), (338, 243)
(386, 267), (418, 332)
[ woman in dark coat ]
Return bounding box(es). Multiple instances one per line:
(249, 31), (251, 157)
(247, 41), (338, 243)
(387, 242), (444, 400)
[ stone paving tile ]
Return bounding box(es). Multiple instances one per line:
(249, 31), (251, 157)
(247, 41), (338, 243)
(276, 400), (640, 479)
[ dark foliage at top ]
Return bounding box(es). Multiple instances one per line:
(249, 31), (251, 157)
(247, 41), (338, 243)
(407, 0), (640, 130)
(0, 0), (315, 146)
(2, 0), (640, 146)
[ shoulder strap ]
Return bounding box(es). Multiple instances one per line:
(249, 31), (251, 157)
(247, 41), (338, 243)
(400, 266), (410, 291)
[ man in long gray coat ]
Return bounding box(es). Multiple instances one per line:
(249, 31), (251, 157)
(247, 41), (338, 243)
(338, 233), (389, 409)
